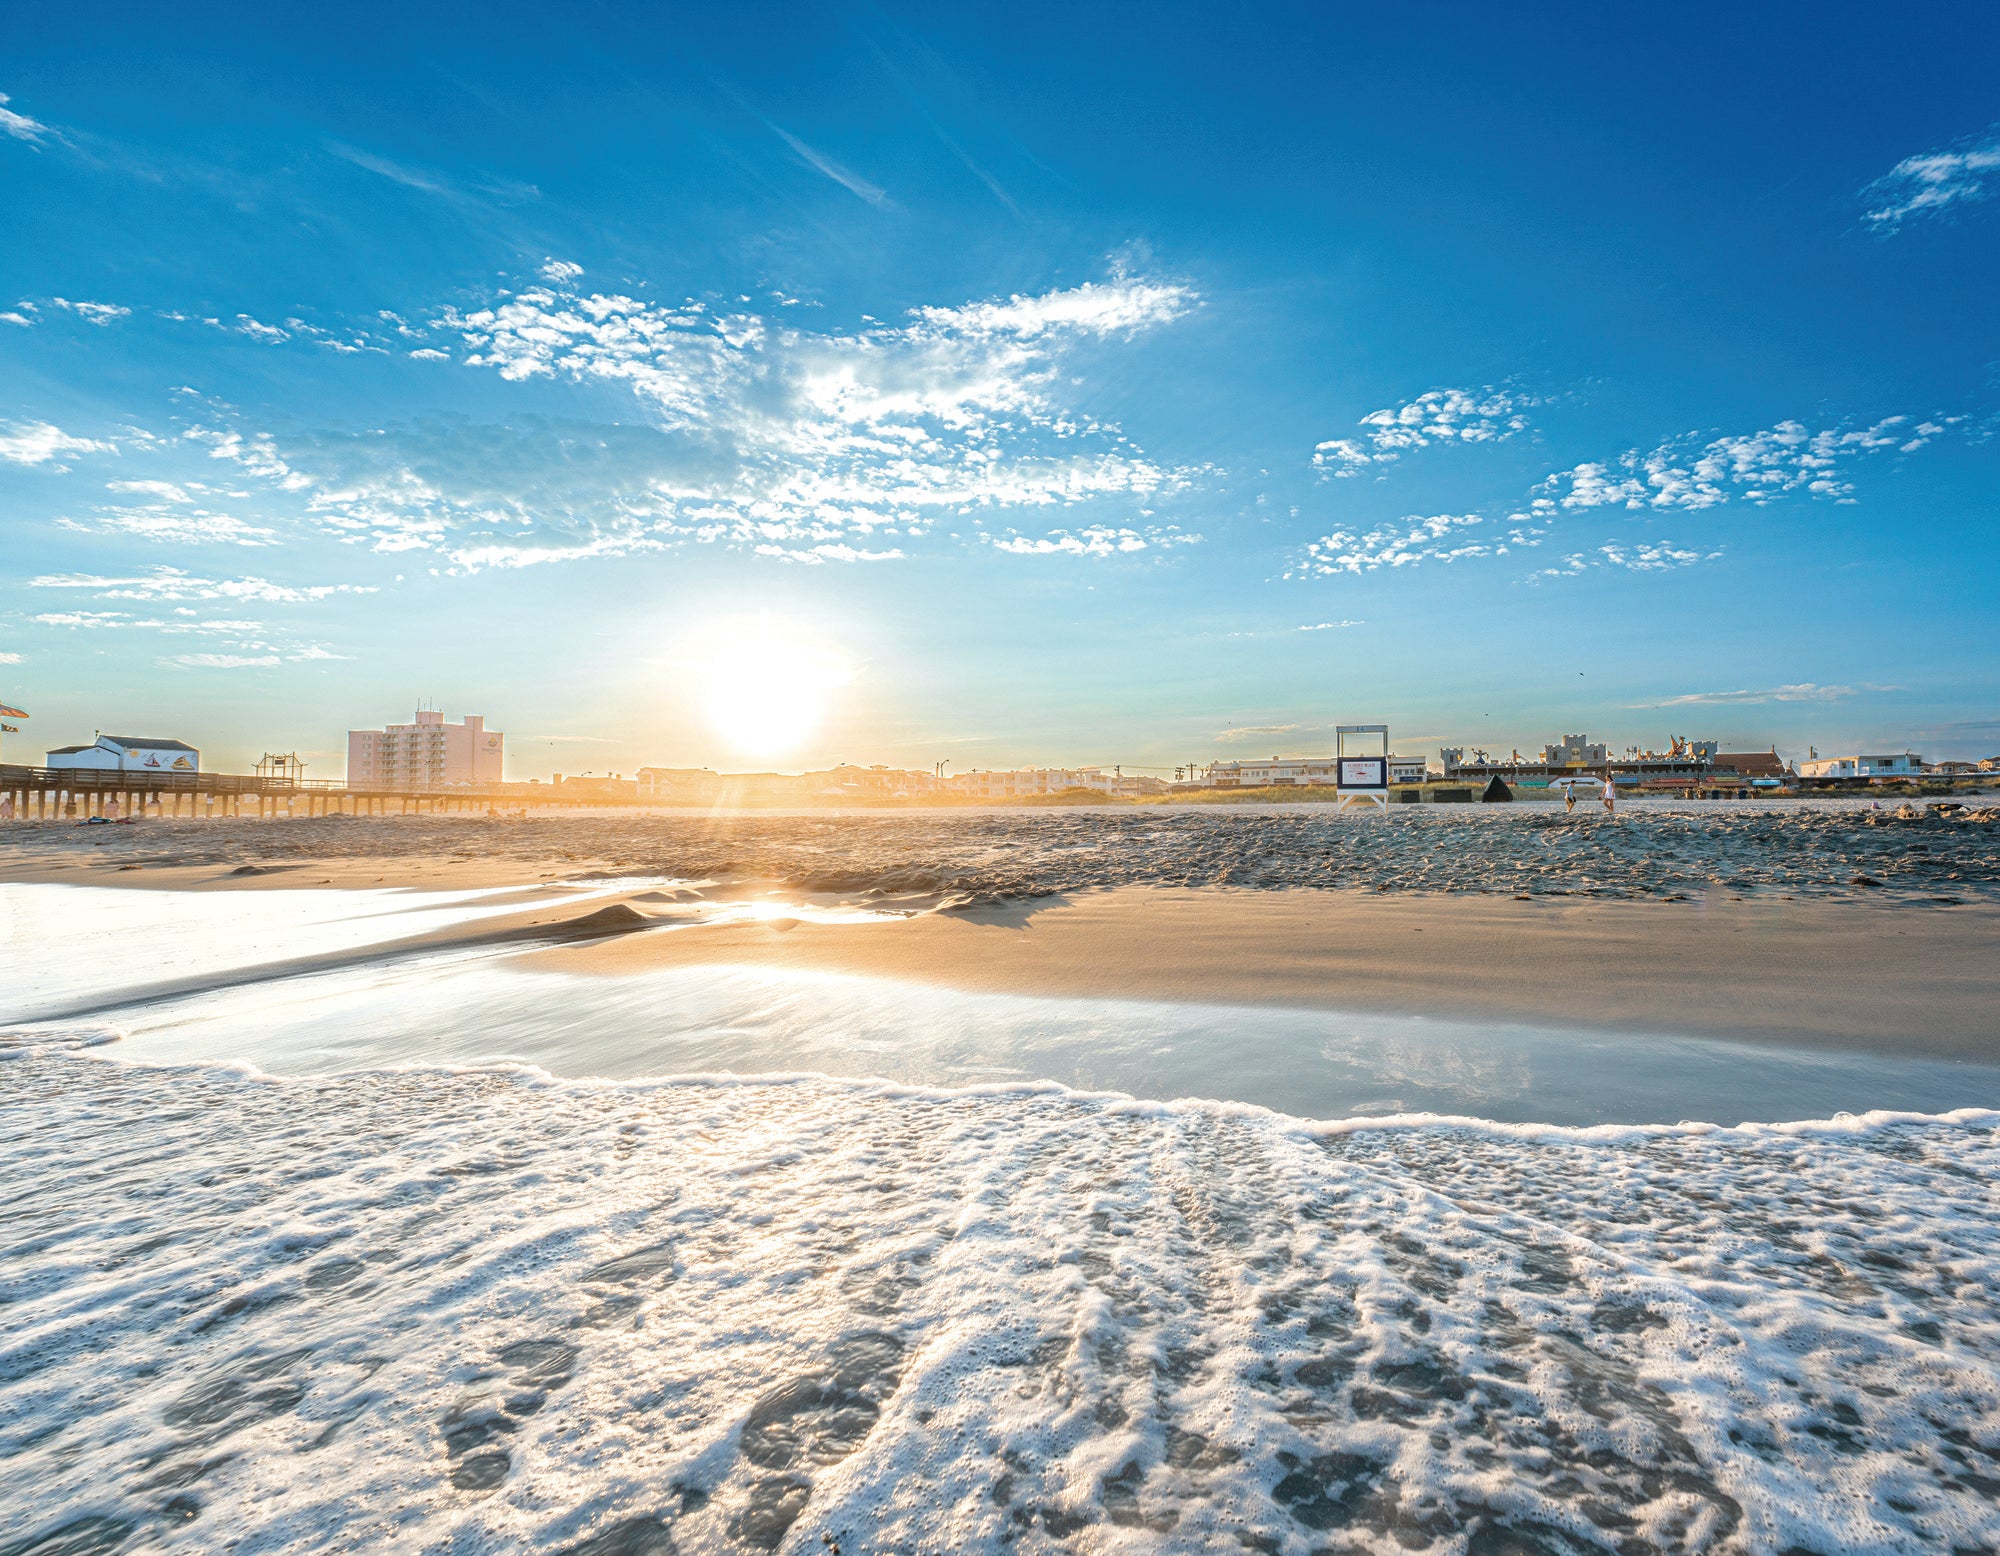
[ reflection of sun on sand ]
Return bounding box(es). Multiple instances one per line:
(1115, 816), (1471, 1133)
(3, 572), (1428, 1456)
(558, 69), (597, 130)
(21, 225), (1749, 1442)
(527, 886), (2000, 1063)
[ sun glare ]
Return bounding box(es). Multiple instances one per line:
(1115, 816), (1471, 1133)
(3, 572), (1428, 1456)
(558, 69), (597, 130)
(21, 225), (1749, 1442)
(697, 628), (854, 758)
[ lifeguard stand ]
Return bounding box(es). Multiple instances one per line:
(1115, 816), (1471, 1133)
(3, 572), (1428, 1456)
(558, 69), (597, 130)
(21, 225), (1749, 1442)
(255, 752), (307, 788)
(1335, 724), (1390, 813)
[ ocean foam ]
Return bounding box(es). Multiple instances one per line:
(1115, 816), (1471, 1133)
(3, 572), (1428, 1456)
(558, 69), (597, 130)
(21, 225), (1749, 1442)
(3, 1053), (1997, 1554)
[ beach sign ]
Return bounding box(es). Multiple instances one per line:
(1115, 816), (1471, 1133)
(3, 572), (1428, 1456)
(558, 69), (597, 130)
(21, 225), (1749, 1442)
(1335, 725), (1390, 813)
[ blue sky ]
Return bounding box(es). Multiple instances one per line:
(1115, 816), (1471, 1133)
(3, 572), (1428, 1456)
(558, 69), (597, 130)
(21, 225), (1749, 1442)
(3, 2), (1998, 777)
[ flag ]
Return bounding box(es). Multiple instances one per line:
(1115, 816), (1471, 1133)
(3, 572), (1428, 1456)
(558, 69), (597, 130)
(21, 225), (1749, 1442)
(0, 703), (27, 718)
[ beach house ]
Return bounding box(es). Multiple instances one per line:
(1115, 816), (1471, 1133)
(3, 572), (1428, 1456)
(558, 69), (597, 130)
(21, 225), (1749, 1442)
(45, 735), (200, 774)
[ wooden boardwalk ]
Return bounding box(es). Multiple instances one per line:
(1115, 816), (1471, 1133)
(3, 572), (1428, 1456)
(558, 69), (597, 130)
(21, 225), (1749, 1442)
(0, 764), (629, 821)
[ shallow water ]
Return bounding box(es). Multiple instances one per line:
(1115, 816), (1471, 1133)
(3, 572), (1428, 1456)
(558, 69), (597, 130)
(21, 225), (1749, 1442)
(3, 881), (1999, 1554)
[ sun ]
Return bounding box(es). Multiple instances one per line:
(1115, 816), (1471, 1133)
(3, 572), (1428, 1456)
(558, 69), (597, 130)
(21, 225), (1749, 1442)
(697, 627), (854, 759)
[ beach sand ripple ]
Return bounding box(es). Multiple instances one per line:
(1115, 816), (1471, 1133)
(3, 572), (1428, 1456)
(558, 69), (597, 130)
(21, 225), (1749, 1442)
(7, 802), (1997, 906)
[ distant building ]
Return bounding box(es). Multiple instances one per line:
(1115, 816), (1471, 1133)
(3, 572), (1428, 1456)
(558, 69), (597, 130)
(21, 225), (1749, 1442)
(1541, 733), (1608, 767)
(802, 764), (941, 798)
(1713, 751), (1788, 779)
(637, 767), (723, 802)
(952, 766), (1163, 799)
(552, 773), (638, 801)
(1206, 752), (1428, 787)
(347, 710), (503, 790)
(46, 734), (200, 774)
(1442, 734), (1717, 782)
(1797, 752), (1925, 779)
(1205, 758), (1334, 788)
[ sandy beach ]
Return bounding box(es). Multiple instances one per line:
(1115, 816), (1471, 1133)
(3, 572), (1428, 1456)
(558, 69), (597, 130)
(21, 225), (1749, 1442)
(4, 809), (1996, 1061)
(8, 810), (2000, 1554)
(530, 887), (2000, 1061)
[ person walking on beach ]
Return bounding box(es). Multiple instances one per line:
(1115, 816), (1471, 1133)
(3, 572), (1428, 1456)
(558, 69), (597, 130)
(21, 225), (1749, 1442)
(1564, 782), (1577, 814)
(1601, 774), (1616, 815)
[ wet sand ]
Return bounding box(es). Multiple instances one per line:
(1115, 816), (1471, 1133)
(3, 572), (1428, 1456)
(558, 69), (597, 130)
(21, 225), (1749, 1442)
(528, 887), (2000, 1062)
(6, 810), (1997, 1062)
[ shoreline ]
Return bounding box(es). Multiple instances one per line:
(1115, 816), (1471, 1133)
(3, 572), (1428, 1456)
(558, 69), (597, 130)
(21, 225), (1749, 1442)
(8, 849), (1995, 1065)
(525, 886), (2000, 1064)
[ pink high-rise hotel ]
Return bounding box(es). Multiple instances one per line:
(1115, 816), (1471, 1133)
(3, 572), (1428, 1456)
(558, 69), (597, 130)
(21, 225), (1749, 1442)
(346, 709), (504, 791)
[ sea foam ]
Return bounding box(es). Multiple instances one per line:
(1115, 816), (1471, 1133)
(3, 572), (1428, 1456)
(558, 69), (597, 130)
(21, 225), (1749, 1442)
(3, 1053), (1996, 1554)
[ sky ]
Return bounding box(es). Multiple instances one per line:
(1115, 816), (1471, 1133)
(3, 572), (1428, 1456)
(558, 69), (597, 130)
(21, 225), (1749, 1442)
(3, 1), (1998, 779)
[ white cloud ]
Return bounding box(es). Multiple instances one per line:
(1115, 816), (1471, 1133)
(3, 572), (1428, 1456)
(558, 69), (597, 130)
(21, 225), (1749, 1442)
(232, 314), (289, 344)
(0, 420), (115, 466)
(1289, 512), (1489, 576)
(770, 124), (890, 208)
(1, 310), (33, 327)
(913, 279), (1195, 340)
(1530, 540), (1720, 581)
(986, 523), (1200, 557)
(752, 542), (907, 564)
(28, 566), (372, 603)
(106, 479), (194, 503)
(407, 347), (450, 361)
(1594, 540), (1718, 571)
(0, 93), (46, 143)
(0, 651), (22, 664)
(1297, 620), (1364, 631)
(443, 532), (664, 571)
(1540, 416), (1941, 512)
(1216, 724), (1301, 745)
(168, 653), (281, 669)
(183, 427), (313, 490)
(1863, 130), (2000, 232)
(51, 298), (130, 326)
(1315, 387), (1537, 476)
(66, 508), (279, 546)
(417, 270), (1199, 565)
(539, 258), (584, 283)
(1649, 683), (1856, 707)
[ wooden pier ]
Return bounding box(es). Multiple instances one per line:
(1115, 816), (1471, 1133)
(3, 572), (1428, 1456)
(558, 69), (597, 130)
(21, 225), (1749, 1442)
(0, 764), (632, 821)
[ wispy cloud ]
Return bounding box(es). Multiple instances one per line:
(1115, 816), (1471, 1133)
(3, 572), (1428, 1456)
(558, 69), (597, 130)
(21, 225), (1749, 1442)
(62, 506), (279, 546)
(1314, 386), (1538, 477)
(1297, 620), (1364, 631)
(0, 420), (115, 466)
(1531, 541), (1721, 581)
(0, 92), (47, 143)
(769, 124), (890, 207)
(407, 268), (1198, 565)
(1540, 416), (1947, 512)
(985, 524), (1199, 557)
(1643, 683), (1857, 707)
(51, 298), (130, 326)
(168, 653), (280, 669)
(326, 140), (539, 205)
(1863, 129), (2000, 232)
(28, 566), (372, 604)
(327, 140), (445, 194)
(1289, 513), (1490, 576)
(1216, 723), (1302, 744)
